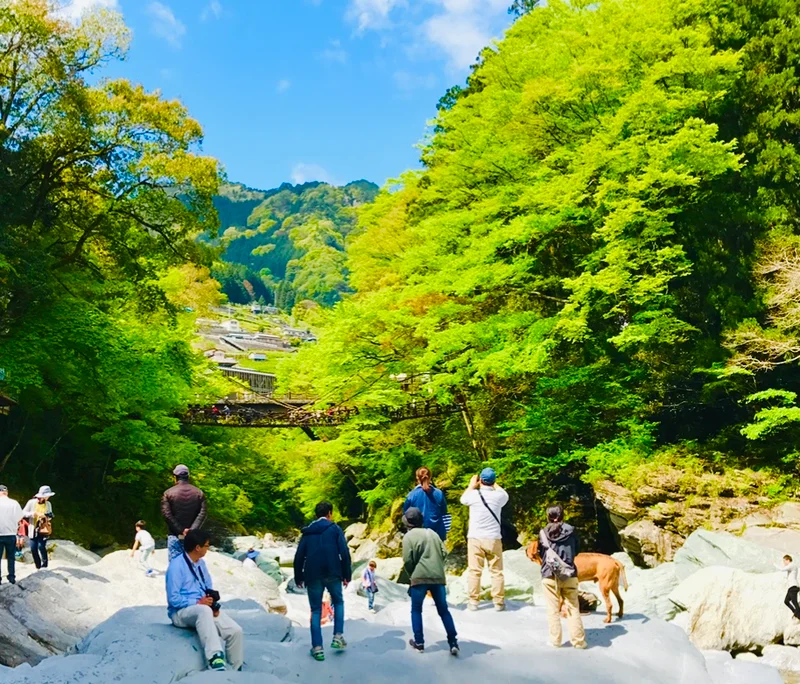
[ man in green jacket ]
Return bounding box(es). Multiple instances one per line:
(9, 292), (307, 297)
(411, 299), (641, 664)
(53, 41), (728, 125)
(402, 507), (459, 655)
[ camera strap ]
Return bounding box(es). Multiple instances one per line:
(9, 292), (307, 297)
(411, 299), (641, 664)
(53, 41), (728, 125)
(182, 553), (209, 593)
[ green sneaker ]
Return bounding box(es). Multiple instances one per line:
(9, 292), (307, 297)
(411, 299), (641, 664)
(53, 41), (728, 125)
(310, 647), (325, 661)
(331, 634), (347, 650)
(208, 652), (226, 671)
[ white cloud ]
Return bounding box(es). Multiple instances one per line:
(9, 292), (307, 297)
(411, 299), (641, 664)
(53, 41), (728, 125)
(147, 2), (186, 49)
(346, 0), (405, 32)
(276, 79), (292, 93)
(54, 0), (119, 22)
(201, 0), (222, 21)
(320, 39), (348, 64)
(291, 163), (339, 186)
(346, 0), (509, 72)
(393, 70), (437, 92)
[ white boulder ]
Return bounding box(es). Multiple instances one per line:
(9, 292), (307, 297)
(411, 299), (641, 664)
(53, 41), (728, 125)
(0, 549), (285, 667)
(619, 558), (681, 620)
(673, 529), (782, 580)
(762, 644), (800, 675)
(668, 566), (790, 650)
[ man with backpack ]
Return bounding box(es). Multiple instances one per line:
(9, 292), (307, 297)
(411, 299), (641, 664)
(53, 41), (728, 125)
(460, 468), (508, 611)
(539, 505), (586, 649)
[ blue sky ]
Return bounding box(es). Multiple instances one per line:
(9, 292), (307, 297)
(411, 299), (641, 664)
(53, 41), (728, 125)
(61, 0), (516, 190)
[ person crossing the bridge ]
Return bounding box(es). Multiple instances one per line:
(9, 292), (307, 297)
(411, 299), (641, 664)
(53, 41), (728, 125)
(161, 465), (207, 561)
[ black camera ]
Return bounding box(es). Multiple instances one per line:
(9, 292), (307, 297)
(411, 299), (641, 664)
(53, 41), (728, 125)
(205, 589), (221, 611)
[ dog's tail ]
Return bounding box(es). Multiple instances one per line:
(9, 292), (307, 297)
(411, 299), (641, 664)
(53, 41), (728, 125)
(618, 561), (629, 591)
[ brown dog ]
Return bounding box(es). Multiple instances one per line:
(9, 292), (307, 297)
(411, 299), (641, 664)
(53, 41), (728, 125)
(526, 540), (628, 623)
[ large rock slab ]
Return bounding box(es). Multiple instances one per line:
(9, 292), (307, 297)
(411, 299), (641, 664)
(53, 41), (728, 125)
(619, 558), (681, 620)
(620, 520), (681, 567)
(447, 548), (542, 605)
(703, 650), (782, 684)
(669, 566), (791, 650)
(673, 529), (782, 580)
(3, 584), (784, 684)
(0, 549), (286, 667)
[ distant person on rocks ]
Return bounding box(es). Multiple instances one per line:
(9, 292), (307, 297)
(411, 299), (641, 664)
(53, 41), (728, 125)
(22, 485), (55, 570)
(243, 548), (259, 569)
(460, 468), (508, 611)
(362, 559), (378, 613)
(293, 501), (352, 662)
(778, 554), (800, 620)
(402, 507), (459, 655)
(130, 520), (156, 575)
(0, 485), (23, 585)
(166, 529), (244, 672)
(161, 465), (207, 561)
(539, 505), (587, 650)
(403, 466), (449, 541)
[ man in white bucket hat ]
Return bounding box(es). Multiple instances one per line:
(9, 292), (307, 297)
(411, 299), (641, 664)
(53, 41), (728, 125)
(22, 485), (55, 570)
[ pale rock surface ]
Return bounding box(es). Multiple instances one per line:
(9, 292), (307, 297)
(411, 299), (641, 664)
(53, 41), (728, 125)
(773, 503), (800, 526)
(785, 622), (800, 647)
(762, 644), (800, 674)
(668, 566), (791, 650)
(0, 549), (285, 667)
(1, 561), (784, 684)
(702, 649), (782, 684)
(446, 548), (542, 605)
(344, 522), (367, 543)
(613, 556), (680, 620)
(230, 536), (261, 552)
(351, 538), (380, 563)
(673, 529), (782, 580)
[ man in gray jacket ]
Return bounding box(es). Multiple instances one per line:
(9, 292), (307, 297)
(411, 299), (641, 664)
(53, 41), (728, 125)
(402, 507), (459, 655)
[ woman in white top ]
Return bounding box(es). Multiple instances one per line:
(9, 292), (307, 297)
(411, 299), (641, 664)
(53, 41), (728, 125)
(778, 554), (800, 619)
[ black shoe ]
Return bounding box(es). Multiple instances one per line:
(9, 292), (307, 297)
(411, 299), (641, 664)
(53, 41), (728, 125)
(409, 639), (424, 652)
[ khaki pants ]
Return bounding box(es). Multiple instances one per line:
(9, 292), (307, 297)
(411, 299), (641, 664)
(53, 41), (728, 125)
(467, 538), (505, 605)
(171, 605), (244, 669)
(542, 577), (586, 648)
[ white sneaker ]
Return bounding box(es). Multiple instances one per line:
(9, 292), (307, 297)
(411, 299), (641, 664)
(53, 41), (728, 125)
(468, 603), (478, 612)
(369, 608), (376, 614)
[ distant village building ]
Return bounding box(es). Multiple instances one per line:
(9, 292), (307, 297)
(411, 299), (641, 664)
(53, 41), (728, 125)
(248, 353), (267, 361)
(220, 319), (241, 332)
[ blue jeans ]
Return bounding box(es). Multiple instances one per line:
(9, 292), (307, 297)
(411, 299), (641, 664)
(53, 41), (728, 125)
(30, 535), (48, 569)
(307, 578), (345, 649)
(366, 587), (376, 609)
(409, 584), (457, 647)
(168, 535), (183, 561)
(0, 535), (16, 582)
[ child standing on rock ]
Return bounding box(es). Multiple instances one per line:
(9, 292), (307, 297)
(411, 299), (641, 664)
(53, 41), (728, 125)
(778, 554), (800, 619)
(362, 560), (378, 613)
(130, 520), (156, 575)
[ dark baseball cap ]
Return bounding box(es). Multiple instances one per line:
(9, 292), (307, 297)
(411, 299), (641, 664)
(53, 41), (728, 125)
(403, 507), (423, 529)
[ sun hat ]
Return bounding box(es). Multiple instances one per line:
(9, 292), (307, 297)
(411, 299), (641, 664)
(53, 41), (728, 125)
(35, 485), (55, 499)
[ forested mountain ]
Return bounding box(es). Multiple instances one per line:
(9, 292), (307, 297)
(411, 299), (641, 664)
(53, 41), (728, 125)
(275, 0), (800, 534)
(214, 180), (379, 307)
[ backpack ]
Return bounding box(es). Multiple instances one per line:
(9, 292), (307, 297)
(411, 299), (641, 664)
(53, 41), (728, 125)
(539, 531), (576, 581)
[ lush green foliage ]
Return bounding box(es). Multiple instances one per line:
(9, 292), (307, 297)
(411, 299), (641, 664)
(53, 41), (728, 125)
(220, 180), (379, 307)
(280, 0), (800, 535)
(0, 1), (300, 545)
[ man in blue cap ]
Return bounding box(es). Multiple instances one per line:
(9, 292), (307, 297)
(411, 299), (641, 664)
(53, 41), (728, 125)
(460, 467), (508, 611)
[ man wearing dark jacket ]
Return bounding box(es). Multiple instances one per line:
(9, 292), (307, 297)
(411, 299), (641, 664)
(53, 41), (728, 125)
(161, 465), (207, 560)
(293, 501), (351, 662)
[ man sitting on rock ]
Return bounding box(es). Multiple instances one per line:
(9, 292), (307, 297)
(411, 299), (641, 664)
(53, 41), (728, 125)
(166, 529), (244, 672)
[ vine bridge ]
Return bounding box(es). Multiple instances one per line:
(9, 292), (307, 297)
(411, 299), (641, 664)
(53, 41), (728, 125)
(182, 399), (459, 429)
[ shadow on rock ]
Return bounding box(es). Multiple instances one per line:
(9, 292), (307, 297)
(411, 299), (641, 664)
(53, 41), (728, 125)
(585, 623), (628, 648)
